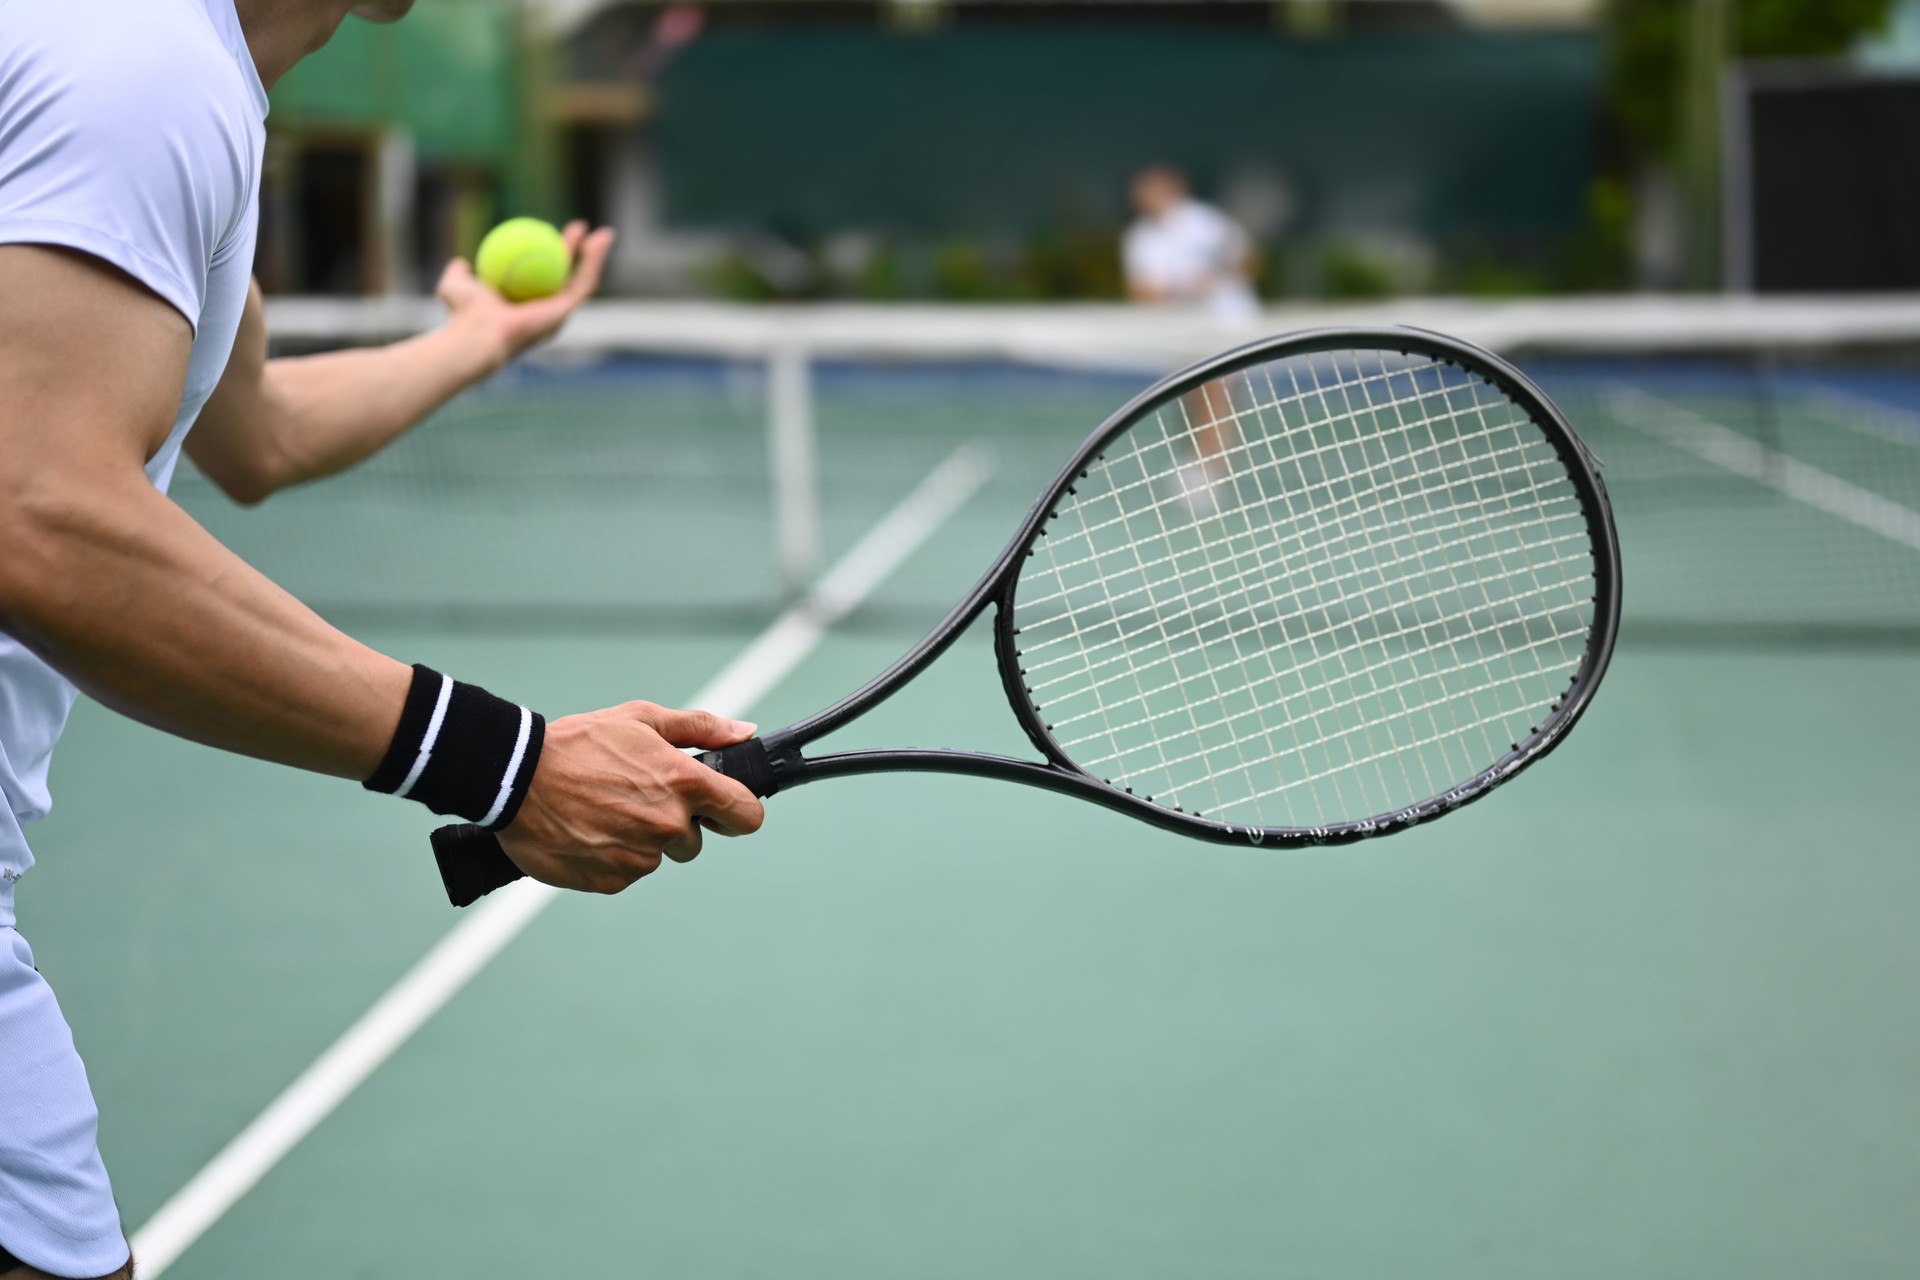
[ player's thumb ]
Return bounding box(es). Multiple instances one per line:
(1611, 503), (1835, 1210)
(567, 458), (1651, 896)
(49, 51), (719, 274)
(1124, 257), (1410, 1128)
(631, 704), (757, 749)
(436, 257), (478, 305)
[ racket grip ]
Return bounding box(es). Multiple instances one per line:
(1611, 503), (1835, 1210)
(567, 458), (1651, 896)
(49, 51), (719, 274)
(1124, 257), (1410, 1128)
(428, 736), (791, 908)
(695, 736), (787, 798)
(431, 824), (525, 908)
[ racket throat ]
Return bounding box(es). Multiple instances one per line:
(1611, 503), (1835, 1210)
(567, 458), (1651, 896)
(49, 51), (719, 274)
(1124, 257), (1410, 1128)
(698, 732), (810, 798)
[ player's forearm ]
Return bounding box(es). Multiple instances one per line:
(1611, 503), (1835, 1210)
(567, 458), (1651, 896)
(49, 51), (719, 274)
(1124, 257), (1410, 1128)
(0, 470), (409, 778)
(259, 313), (508, 492)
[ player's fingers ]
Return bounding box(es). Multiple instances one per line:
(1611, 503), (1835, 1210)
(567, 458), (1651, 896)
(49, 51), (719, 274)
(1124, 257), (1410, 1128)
(436, 256), (479, 304)
(631, 703), (756, 749)
(560, 220), (589, 255)
(695, 795), (765, 838)
(662, 823), (703, 864)
(499, 840), (656, 896)
(561, 226), (615, 302)
(688, 770), (766, 837)
(610, 848), (663, 889)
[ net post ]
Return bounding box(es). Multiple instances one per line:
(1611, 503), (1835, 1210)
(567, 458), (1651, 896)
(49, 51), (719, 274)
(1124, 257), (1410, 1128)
(768, 339), (822, 593)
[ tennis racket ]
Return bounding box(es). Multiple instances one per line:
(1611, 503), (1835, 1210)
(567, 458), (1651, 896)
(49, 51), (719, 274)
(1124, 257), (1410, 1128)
(432, 326), (1621, 907)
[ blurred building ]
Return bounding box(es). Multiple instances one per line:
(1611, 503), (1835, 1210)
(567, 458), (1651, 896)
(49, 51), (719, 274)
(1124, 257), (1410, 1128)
(264, 0), (1608, 298)
(259, 0), (533, 294)
(1712, 0), (1920, 293)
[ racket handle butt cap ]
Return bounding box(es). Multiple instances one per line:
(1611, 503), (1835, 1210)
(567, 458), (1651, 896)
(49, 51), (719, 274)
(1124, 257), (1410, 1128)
(431, 823), (523, 908)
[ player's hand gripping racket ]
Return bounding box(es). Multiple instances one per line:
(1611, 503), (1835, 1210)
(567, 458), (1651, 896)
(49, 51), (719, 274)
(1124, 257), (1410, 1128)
(432, 327), (1621, 907)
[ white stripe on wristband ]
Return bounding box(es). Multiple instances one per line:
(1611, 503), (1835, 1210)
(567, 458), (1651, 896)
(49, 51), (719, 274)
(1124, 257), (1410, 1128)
(477, 705), (534, 829)
(365, 666), (545, 831)
(393, 673), (454, 800)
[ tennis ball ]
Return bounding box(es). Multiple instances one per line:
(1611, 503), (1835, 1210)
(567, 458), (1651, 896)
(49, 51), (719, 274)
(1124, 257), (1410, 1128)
(475, 218), (571, 302)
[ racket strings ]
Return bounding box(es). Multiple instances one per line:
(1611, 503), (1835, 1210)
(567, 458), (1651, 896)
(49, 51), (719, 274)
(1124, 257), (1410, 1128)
(1016, 377), (1586, 639)
(1107, 438), (1569, 805)
(1253, 355), (1591, 812)
(1018, 430), (1577, 615)
(1047, 572), (1594, 749)
(1012, 348), (1597, 829)
(1025, 531), (1593, 725)
(1021, 382), (1541, 564)
(1073, 615), (1593, 783)
(1035, 399), (1578, 673)
(1295, 356), (1583, 810)
(1016, 456), (1588, 680)
(1226, 355), (1590, 815)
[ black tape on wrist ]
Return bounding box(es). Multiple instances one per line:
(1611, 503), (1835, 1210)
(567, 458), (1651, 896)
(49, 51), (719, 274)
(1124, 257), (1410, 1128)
(365, 664), (545, 831)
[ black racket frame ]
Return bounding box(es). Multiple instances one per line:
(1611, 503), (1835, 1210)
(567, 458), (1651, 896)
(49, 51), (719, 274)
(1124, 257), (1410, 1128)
(433, 326), (1622, 906)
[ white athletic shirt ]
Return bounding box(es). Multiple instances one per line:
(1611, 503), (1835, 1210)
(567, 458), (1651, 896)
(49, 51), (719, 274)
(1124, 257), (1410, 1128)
(0, 0), (267, 925)
(1123, 199), (1259, 321)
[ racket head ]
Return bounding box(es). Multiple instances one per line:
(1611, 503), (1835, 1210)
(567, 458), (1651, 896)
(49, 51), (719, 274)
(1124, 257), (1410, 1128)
(990, 326), (1621, 846)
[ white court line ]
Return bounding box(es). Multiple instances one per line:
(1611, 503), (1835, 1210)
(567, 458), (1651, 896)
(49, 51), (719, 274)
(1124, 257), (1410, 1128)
(1799, 383), (1920, 451)
(1605, 383), (1920, 555)
(129, 442), (996, 1278)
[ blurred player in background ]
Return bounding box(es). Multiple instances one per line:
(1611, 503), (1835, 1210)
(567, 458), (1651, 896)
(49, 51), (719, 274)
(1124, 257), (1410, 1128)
(1124, 165), (1259, 320)
(1123, 165), (1260, 510)
(0, 2), (763, 1276)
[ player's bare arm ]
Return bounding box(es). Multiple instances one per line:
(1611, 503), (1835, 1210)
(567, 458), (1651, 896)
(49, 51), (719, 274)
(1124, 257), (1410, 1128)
(188, 223), (614, 503)
(0, 243), (761, 890)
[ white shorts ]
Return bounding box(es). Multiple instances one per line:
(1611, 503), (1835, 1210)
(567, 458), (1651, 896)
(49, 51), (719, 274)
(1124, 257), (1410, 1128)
(0, 926), (129, 1277)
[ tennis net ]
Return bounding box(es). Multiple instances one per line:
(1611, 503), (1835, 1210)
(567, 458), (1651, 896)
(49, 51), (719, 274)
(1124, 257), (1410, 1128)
(189, 296), (1920, 645)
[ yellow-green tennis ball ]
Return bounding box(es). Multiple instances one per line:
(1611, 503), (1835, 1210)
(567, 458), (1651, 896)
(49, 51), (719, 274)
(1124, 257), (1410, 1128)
(475, 218), (570, 302)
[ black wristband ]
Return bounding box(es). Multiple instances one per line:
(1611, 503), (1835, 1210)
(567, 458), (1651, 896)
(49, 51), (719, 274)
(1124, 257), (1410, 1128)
(364, 664), (545, 831)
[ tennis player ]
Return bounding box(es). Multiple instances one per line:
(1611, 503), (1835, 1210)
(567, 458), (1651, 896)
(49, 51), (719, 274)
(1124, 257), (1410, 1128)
(0, 3), (765, 1276)
(1123, 166), (1258, 507)
(1123, 166), (1258, 321)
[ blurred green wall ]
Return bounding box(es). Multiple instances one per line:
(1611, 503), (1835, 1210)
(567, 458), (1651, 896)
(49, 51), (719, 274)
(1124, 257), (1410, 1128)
(270, 0), (538, 204)
(656, 29), (1602, 243)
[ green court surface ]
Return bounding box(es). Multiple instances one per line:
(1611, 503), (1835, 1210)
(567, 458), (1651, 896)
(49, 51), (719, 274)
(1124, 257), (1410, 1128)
(15, 356), (1920, 1276)
(19, 628), (1920, 1278)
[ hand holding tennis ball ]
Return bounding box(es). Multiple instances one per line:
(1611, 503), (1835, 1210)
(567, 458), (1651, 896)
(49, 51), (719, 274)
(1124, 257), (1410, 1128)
(476, 217), (573, 302)
(437, 219), (616, 371)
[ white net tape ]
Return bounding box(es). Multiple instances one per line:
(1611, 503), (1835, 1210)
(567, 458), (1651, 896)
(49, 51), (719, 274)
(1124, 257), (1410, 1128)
(1011, 347), (1599, 830)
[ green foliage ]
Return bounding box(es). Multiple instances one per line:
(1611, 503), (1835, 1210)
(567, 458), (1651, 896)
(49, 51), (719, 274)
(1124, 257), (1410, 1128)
(1320, 245), (1406, 301)
(1607, 0), (1899, 161)
(1434, 255), (1554, 299)
(1550, 174), (1638, 292)
(698, 253), (790, 302)
(930, 241), (997, 301)
(1020, 230), (1126, 302)
(702, 231), (1126, 303)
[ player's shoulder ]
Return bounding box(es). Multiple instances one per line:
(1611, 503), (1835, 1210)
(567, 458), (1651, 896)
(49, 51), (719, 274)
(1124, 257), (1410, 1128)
(0, 0), (264, 313)
(1, 0), (257, 133)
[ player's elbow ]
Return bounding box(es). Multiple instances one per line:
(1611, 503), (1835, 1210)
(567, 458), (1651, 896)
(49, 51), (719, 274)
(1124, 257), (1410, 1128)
(191, 379), (310, 506)
(209, 462), (276, 507)
(194, 435), (299, 506)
